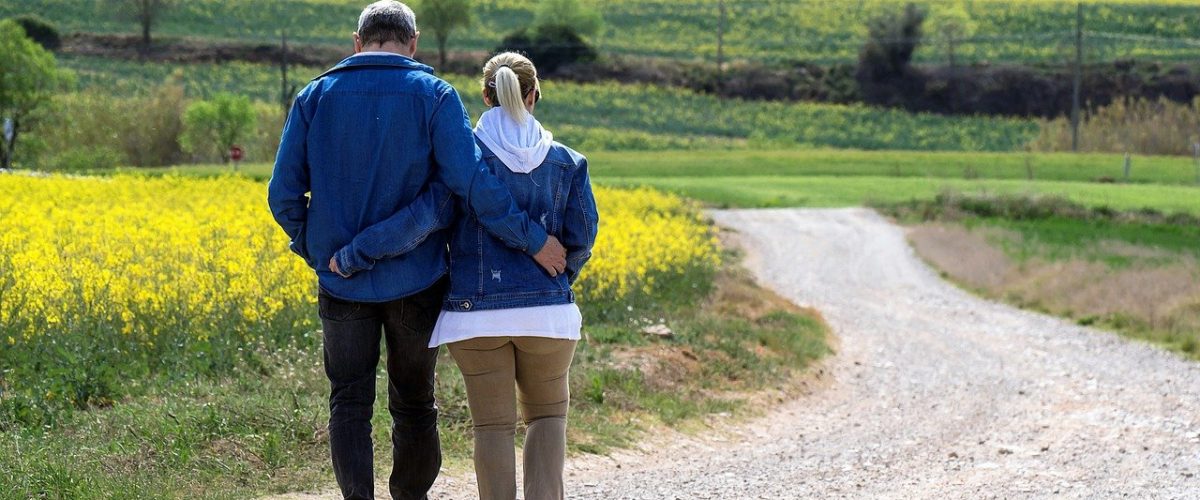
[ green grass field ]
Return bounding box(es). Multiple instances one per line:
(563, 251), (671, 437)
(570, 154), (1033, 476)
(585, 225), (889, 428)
(8, 0), (1200, 64)
(140, 148), (1200, 214)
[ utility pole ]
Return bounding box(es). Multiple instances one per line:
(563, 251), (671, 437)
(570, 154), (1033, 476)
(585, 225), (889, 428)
(280, 30), (296, 119)
(1071, 2), (1083, 152)
(716, 0), (726, 94)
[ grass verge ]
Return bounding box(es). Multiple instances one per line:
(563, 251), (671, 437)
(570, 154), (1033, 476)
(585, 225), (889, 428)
(0, 244), (829, 499)
(113, 148), (1200, 216)
(883, 192), (1200, 359)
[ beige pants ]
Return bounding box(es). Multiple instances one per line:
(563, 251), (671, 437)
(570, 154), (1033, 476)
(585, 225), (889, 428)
(448, 336), (577, 500)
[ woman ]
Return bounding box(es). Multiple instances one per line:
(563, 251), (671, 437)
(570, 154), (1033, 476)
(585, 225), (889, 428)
(436, 52), (597, 500)
(331, 51), (598, 500)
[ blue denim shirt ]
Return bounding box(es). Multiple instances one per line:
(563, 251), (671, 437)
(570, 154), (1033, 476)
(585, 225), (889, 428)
(267, 54), (549, 303)
(334, 140), (598, 312)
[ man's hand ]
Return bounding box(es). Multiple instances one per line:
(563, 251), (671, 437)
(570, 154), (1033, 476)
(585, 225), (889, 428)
(533, 236), (567, 277)
(329, 256), (346, 278)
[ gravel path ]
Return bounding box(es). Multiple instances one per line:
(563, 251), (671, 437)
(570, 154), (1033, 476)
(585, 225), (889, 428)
(276, 208), (1200, 499)
(569, 208), (1200, 499)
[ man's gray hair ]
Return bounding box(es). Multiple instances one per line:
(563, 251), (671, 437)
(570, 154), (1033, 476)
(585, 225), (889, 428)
(357, 1), (418, 46)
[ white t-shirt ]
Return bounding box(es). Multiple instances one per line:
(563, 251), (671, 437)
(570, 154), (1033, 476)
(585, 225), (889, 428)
(428, 303), (583, 347)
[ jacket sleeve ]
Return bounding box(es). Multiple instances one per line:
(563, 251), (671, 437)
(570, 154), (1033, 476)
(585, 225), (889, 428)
(267, 89), (314, 267)
(562, 156), (599, 285)
(429, 85), (549, 256)
(330, 182), (456, 277)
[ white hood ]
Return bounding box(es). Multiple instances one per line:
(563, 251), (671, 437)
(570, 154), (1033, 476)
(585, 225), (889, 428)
(473, 107), (554, 174)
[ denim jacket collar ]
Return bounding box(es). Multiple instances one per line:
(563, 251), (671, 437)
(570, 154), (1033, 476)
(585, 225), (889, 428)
(315, 53), (435, 80)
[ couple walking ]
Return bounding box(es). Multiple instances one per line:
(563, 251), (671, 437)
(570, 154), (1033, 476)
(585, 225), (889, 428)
(267, 2), (598, 499)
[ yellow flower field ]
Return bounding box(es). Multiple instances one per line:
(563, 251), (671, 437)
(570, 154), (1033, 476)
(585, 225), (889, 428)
(0, 173), (719, 416)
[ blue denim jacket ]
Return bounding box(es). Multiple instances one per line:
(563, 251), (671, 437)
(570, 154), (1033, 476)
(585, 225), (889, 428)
(267, 54), (549, 303)
(335, 139), (598, 312)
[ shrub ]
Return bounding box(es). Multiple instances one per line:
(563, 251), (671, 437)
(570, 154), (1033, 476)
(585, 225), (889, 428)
(10, 15), (60, 51)
(121, 77), (186, 166)
(246, 101), (284, 164)
(47, 147), (123, 172)
(496, 24), (597, 75)
(181, 93), (256, 163)
(1031, 97), (1200, 156)
(30, 78), (186, 168)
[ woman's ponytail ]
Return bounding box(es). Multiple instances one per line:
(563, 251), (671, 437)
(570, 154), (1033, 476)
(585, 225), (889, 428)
(493, 66), (529, 124)
(482, 52), (539, 124)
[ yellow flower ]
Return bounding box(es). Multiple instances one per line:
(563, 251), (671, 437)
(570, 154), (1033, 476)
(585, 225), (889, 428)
(0, 175), (718, 362)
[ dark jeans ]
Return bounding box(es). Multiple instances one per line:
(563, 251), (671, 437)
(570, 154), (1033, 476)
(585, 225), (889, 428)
(318, 277), (448, 500)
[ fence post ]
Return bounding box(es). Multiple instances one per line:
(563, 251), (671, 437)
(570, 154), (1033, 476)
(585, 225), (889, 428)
(1071, 2), (1084, 152)
(280, 30), (290, 115)
(1193, 143), (1199, 185)
(1124, 152), (1132, 182)
(716, 0), (726, 94)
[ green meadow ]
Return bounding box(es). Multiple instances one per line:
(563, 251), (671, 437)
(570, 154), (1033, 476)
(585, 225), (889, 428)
(9, 0), (1200, 63)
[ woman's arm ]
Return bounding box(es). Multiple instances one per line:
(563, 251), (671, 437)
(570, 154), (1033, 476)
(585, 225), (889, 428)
(561, 155), (599, 285)
(330, 182), (456, 277)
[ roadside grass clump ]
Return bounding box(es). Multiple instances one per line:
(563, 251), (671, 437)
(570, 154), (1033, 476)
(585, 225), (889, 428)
(892, 191), (1200, 359)
(884, 190), (1200, 229)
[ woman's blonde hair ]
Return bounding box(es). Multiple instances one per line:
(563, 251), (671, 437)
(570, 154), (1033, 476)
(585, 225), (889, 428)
(482, 52), (539, 124)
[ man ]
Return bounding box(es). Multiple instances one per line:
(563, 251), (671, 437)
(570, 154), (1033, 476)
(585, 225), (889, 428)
(267, 2), (567, 498)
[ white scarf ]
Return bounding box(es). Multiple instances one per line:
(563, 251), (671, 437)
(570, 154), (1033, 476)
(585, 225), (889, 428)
(473, 107), (554, 174)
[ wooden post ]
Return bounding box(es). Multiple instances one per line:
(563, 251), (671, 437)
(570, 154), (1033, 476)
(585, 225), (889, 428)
(1193, 142), (1199, 185)
(716, 0), (726, 94)
(1071, 2), (1083, 152)
(1124, 152), (1132, 182)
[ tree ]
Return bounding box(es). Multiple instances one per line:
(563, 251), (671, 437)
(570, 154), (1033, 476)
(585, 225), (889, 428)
(928, 2), (977, 70)
(419, 0), (472, 71)
(111, 0), (171, 49)
(534, 0), (603, 38)
(10, 15), (61, 51)
(0, 20), (71, 170)
(857, 3), (925, 83)
(181, 93), (256, 164)
(497, 25), (596, 74)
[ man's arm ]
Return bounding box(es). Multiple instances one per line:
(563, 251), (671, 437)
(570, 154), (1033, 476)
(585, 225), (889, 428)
(329, 182), (456, 278)
(429, 85), (565, 274)
(267, 91), (313, 266)
(561, 156), (599, 284)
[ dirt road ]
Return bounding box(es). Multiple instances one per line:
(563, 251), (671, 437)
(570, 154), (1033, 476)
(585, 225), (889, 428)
(280, 208), (1200, 499)
(565, 208), (1199, 499)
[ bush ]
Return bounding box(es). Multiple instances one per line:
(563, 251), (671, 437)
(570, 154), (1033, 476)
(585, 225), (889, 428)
(496, 24), (597, 75)
(121, 78), (187, 166)
(47, 147), (123, 172)
(10, 15), (61, 51)
(29, 79), (186, 168)
(1031, 96), (1200, 156)
(181, 93), (257, 163)
(246, 102), (284, 164)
